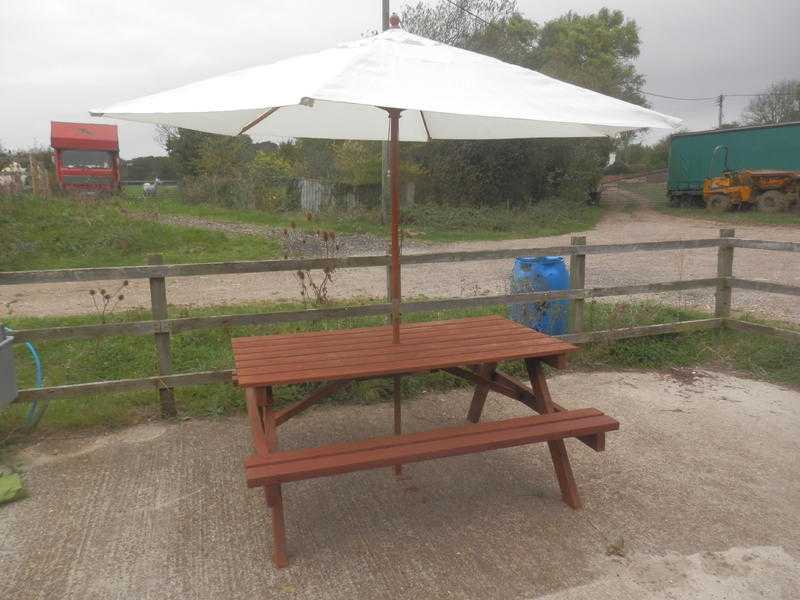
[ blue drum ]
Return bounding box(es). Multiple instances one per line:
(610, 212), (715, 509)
(508, 256), (570, 335)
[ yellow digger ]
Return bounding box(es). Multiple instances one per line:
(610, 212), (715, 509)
(704, 146), (800, 212)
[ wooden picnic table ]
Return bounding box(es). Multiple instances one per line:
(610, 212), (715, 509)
(232, 315), (618, 568)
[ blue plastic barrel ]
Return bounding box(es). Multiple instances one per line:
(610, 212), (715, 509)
(508, 256), (570, 335)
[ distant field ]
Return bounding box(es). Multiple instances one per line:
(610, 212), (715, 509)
(0, 194), (281, 271)
(121, 185), (604, 243)
(620, 182), (800, 226)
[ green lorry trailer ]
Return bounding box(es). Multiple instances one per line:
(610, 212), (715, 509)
(667, 121), (800, 207)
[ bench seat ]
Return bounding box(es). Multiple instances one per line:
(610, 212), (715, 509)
(245, 408), (618, 488)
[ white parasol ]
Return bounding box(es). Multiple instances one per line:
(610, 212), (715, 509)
(92, 16), (680, 342)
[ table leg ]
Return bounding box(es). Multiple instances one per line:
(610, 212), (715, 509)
(391, 375), (403, 476)
(267, 485), (289, 568)
(525, 359), (582, 509)
(248, 386), (289, 564)
(466, 363), (497, 423)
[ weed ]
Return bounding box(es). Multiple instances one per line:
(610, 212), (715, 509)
(88, 280), (128, 323)
(280, 215), (340, 305)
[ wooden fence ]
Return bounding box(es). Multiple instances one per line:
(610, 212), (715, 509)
(2, 229), (799, 413)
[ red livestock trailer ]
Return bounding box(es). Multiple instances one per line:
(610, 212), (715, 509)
(50, 121), (120, 192)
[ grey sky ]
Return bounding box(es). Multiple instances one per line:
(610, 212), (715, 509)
(2, 0), (798, 158)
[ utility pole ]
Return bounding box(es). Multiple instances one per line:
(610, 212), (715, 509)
(717, 94), (724, 128)
(380, 0), (390, 224)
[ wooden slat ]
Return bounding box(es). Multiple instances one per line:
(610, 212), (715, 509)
(10, 279), (719, 344)
(232, 315), (510, 347)
(234, 317), (575, 385)
(232, 317), (576, 387)
(233, 327), (561, 367)
(730, 278), (800, 297)
(235, 341), (567, 384)
(725, 319), (800, 343)
(559, 318), (722, 343)
(246, 408), (602, 468)
(0, 239), (725, 286)
(15, 369), (233, 402)
(400, 238), (723, 265)
(732, 239), (800, 253)
(245, 412), (618, 487)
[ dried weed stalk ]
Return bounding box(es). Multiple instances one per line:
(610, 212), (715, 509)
(280, 213), (340, 306)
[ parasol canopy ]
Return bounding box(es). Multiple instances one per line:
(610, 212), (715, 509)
(91, 17), (680, 342)
(91, 25), (679, 140)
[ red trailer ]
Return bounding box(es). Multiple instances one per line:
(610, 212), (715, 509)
(50, 121), (120, 192)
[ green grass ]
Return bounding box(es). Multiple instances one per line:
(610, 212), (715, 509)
(121, 186), (603, 243)
(620, 182), (800, 226)
(0, 194), (281, 271)
(2, 298), (798, 442)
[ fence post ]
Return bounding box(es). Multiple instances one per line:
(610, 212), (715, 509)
(569, 236), (586, 334)
(148, 254), (176, 418)
(715, 228), (735, 319)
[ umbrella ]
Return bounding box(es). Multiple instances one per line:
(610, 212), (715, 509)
(91, 15), (680, 343)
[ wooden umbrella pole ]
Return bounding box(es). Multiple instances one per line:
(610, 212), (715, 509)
(388, 108), (402, 344)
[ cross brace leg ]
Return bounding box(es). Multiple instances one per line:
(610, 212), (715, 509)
(525, 359), (582, 509)
(466, 362), (498, 423)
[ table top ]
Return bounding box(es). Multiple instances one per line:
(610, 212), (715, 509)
(232, 315), (577, 387)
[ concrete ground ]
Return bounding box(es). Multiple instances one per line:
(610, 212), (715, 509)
(2, 369), (800, 599)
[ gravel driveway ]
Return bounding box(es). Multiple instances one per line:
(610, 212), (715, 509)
(3, 195), (799, 323)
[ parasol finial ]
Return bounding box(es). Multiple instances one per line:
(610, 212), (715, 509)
(389, 13), (401, 28)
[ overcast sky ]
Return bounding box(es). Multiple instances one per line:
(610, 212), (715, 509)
(2, 0), (798, 158)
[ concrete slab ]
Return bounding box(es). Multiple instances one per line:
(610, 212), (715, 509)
(2, 369), (799, 599)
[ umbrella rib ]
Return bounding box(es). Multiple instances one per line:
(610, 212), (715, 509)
(239, 107), (281, 135)
(420, 110), (432, 142)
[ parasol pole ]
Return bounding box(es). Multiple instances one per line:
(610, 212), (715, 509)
(386, 12), (403, 344)
(387, 107), (402, 343)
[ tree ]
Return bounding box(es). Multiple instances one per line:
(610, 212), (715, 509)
(742, 80), (800, 126)
(120, 156), (178, 180)
(401, 1), (644, 206)
(534, 8), (645, 105)
(402, 0), (517, 47)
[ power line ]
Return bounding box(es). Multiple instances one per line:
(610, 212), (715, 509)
(443, 0), (492, 27)
(644, 91), (796, 101)
(642, 91), (717, 101)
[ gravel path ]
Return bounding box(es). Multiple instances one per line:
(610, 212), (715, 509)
(3, 193), (799, 322)
(144, 213), (430, 257)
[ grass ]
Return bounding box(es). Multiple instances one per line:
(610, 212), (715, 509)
(620, 182), (800, 226)
(0, 194), (281, 271)
(121, 186), (603, 243)
(2, 298), (799, 442)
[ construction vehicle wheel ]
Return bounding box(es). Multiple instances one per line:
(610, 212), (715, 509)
(756, 190), (789, 213)
(706, 194), (732, 212)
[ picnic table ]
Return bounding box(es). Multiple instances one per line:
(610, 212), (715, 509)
(232, 315), (619, 567)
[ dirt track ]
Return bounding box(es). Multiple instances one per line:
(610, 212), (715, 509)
(3, 196), (799, 322)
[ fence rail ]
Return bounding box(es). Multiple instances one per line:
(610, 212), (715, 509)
(3, 229), (798, 408)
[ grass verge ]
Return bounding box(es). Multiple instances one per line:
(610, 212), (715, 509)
(2, 299), (798, 442)
(121, 186), (603, 243)
(0, 194), (281, 271)
(620, 182), (800, 226)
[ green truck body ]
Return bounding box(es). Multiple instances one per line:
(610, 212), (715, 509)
(667, 122), (800, 202)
